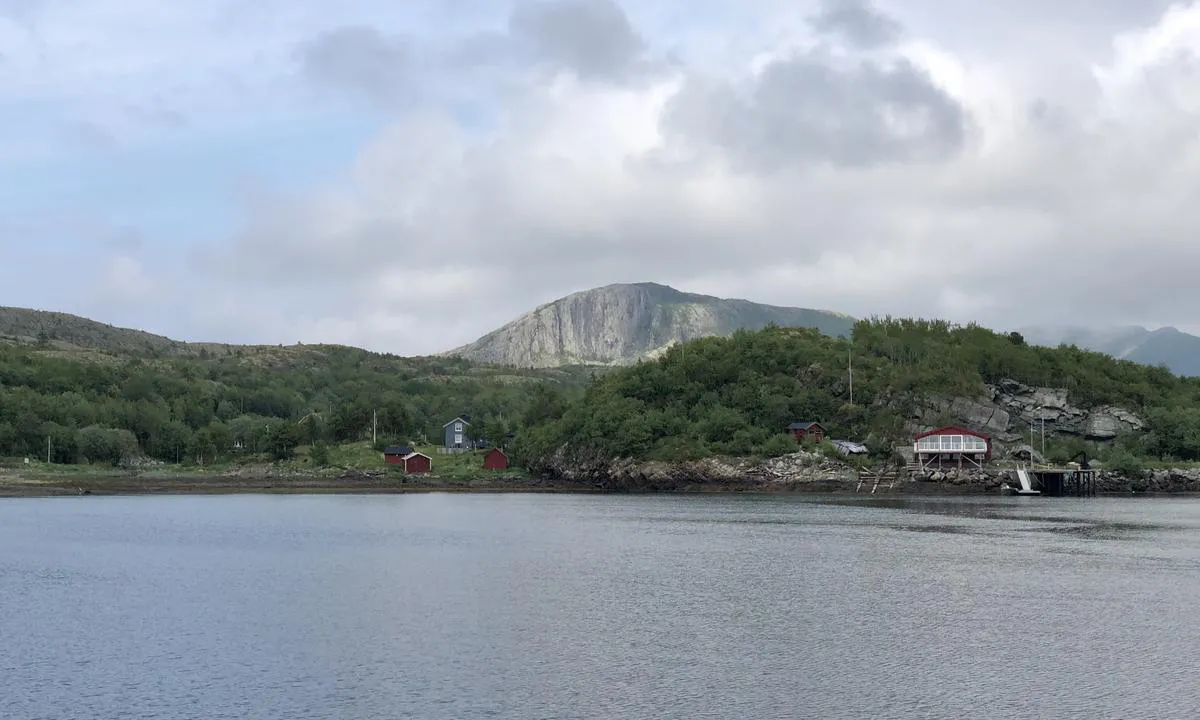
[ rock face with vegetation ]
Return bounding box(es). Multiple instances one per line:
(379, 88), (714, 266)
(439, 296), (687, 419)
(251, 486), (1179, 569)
(446, 282), (854, 368)
(917, 379), (1145, 443)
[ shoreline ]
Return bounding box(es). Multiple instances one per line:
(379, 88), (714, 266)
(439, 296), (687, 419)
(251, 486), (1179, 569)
(1, 472), (1191, 499)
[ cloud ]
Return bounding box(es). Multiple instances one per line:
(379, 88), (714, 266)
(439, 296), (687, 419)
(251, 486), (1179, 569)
(662, 52), (968, 170)
(12, 0), (1200, 353)
(807, 0), (901, 49)
(508, 0), (651, 82)
(299, 25), (413, 107)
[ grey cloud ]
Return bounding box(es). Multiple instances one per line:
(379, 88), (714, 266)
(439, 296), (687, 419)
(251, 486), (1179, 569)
(508, 0), (649, 82)
(57, 119), (118, 152)
(125, 99), (186, 130)
(809, 0), (901, 49)
(299, 25), (412, 106)
(663, 53), (968, 170)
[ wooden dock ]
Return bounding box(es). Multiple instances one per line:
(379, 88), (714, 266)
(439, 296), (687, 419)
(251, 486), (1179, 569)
(1029, 468), (1098, 497)
(856, 467), (907, 493)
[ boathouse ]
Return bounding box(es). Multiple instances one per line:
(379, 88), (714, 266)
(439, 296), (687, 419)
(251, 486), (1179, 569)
(787, 421), (826, 444)
(483, 448), (509, 470)
(401, 452), (432, 474)
(913, 426), (991, 471)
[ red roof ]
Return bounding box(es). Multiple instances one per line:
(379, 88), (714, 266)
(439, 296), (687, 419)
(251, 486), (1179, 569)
(913, 426), (990, 441)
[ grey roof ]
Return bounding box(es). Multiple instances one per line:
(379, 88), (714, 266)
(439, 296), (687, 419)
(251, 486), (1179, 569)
(831, 440), (868, 455)
(384, 445), (414, 456)
(786, 421), (824, 431)
(442, 416), (471, 427)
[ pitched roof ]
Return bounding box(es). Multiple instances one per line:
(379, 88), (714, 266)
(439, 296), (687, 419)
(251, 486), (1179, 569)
(442, 416), (471, 427)
(913, 426), (990, 441)
(384, 445), (414, 455)
(786, 421), (824, 431)
(403, 451), (431, 460)
(485, 448), (508, 457)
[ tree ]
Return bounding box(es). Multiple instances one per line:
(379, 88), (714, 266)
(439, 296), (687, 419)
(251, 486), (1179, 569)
(309, 443), (331, 467)
(262, 420), (300, 461)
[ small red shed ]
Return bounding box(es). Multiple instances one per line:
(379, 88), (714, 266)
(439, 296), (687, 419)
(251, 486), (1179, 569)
(483, 448), (509, 470)
(383, 445), (414, 465)
(786, 421), (827, 444)
(403, 452), (432, 474)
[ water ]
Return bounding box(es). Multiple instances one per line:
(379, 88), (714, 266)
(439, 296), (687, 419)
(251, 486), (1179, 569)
(3, 493), (1199, 719)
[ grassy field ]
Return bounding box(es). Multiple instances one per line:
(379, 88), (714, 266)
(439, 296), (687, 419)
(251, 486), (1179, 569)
(0, 441), (530, 481)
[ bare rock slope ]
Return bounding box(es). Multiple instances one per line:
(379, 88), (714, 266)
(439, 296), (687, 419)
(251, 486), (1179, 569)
(447, 283), (854, 368)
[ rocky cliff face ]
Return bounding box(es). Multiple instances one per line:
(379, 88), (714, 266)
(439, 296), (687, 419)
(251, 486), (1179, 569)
(446, 282), (854, 368)
(917, 378), (1145, 443)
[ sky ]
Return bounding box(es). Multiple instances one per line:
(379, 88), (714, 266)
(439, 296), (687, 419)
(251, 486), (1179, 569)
(4, 0), (1200, 354)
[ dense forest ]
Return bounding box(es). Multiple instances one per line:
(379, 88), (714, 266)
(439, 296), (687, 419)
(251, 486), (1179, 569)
(0, 342), (582, 466)
(513, 319), (1200, 469)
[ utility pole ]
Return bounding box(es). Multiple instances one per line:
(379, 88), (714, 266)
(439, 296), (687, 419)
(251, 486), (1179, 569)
(1041, 417), (1046, 459)
(372, 410), (377, 446)
(47, 435), (51, 464)
(848, 345), (854, 406)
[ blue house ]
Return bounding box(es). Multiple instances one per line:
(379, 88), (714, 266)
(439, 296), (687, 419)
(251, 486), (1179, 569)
(443, 416), (471, 450)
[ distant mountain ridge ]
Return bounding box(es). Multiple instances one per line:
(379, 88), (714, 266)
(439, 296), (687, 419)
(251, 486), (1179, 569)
(446, 282), (855, 368)
(1019, 324), (1200, 377)
(4, 296), (1199, 377)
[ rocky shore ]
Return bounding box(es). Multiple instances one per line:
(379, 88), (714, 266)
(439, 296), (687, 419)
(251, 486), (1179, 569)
(6, 451), (1200, 497)
(531, 448), (1200, 494)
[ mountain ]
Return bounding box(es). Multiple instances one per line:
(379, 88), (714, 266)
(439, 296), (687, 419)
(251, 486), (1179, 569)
(1019, 324), (1200, 377)
(447, 282), (855, 368)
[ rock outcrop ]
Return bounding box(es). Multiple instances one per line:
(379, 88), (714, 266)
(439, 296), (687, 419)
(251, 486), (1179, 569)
(918, 378), (1144, 443)
(445, 282), (854, 368)
(531, 447), (862, 490)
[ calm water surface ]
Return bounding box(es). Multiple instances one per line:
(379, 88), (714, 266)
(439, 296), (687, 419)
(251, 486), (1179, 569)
(3, 493), (1199, 719)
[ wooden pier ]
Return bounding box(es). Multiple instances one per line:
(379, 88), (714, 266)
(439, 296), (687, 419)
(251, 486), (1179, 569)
(856, 467), (907, 493)
(1030, 468), (1098, 497)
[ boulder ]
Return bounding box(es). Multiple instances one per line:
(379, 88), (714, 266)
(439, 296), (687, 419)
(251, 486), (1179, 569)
(1084, 406), (1145, 440)
(1006, 444), (1045, 464)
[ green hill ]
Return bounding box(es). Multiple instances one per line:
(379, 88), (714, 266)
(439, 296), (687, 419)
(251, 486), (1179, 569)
(514, 319), (1200, 473)
(0, 339), (588, 466)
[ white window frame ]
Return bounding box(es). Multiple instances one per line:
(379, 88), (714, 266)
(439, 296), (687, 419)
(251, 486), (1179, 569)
(915, 434), (987, 453)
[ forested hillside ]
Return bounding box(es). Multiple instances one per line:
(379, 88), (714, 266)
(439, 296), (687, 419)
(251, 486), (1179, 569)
(0, 343), (583, 465)
(514, 319), (1200, 470)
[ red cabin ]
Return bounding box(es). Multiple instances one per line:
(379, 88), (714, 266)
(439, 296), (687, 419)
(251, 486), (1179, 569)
(383, 445), (413, 465)
(402, 452), (432, 474)
(786, 421), (826, 444)
(913, 426), (991, 471)
(483, 448), (509, 470)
